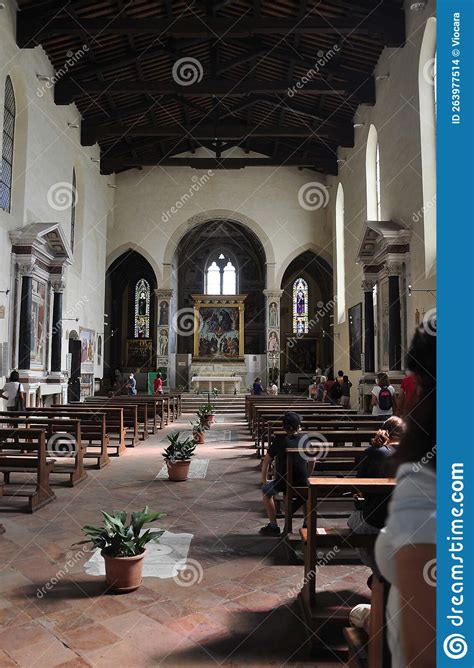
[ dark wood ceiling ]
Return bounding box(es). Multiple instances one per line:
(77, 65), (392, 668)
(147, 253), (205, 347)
(16, 0), (405, 175)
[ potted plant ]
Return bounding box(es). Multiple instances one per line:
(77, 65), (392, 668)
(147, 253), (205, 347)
(197, 402), (216, 428)
(75, 507), (164, 593)
(191, 419), (208, 444)
(163, 432), (197, 481)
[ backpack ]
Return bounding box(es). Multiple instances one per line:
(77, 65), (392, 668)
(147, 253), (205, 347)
(378, 386), (393, 411)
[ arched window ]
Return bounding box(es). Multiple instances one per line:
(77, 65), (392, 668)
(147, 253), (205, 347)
(419, 17), (437, 277)
(366, 124), (381, 221)
(293, 277), (308, 334)
(205, 253), (237, 295)
(70, 168), (77, 252)
(335, 184), (346, 324)
(134, 278), (150, 338)
(0, 76), (16, 213)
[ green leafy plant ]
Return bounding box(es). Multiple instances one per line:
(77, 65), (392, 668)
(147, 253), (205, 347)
(197, 402), (216, 420)
(75, 506), (165, 557)
(212, 387), (219, 398)
(191, 420), (208, 435)
(163, 432), (197, 461)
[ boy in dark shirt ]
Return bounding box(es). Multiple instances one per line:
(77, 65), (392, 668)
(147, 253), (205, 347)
(259, 412), (308, 536)
(341, 374), (352, 408)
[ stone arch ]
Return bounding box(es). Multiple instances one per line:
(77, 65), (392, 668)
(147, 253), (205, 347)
(3, 67), (28, 221)
(106, 243), (163, 286)
(275, 242), (332, 288)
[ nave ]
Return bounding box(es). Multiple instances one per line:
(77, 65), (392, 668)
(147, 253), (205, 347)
(0, 408), (368, 667)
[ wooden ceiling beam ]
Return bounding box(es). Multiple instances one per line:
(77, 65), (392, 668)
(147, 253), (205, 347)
(56, 77), (375, 104)
(100, 156), (338, 174)
(17, 15), (405, 47)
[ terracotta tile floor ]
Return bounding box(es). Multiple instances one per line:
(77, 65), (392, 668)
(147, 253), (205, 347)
(0, 413), (371, 667)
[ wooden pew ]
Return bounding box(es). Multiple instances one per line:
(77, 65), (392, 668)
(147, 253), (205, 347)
(344, 574), (391, 668)
(61, 403), (137, 448)
(5, 408), (110, 468)
(83, 399), (149, 440)
(299, 477), (396, 632)
(0, 428), (56, 512)
(87, 395), (166, 432)
(251, 405), (357, 439)
(0, 417), (86, 487)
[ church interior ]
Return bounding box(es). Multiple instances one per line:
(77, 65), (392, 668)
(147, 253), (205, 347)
(0, 0), (437, 666)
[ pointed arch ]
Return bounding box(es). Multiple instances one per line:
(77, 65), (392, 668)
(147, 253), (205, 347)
(366, 124), (381, 221)
(1, 76), (16, 213)
(335, 183), (346, 324)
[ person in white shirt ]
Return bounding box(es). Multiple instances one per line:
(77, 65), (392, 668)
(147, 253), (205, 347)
(268, 382), (278, 395)
(0, 370), (25, 411)
(371, 372), (396, 416)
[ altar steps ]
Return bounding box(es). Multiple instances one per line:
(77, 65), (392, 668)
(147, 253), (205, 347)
(181, 395), (246, 414)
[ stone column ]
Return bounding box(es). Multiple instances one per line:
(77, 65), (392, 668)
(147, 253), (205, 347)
(155, 289), (173, 387)
(386, 263), (402, 371)
(50, 275), (66, 374)
(17, 260), (35, 372)
(263, 289), (283, 387)
(361, 278), (376, 373)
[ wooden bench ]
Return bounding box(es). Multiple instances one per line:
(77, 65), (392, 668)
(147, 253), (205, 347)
(81, 400), (146, 442)
(0, 428), (56, 512)
(5, 409), (110, 468)
(0, 417), (86, 487)
(61, 403), (138, 448)
(343, 574), (391, 667)
(250, 403), (355, 436)
(299, 476), (396, 627)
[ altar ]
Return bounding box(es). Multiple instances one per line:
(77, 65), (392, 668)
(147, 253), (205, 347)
(191, 375), (242, 394)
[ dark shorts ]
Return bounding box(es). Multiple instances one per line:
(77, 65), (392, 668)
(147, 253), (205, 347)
(262, 480), (285, 497)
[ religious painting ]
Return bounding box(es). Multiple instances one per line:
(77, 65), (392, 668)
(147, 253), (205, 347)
(267, 330), (279, 352)
(381, 280), (390, 369)
(79, 327), (95, 373)
(292, 277), (308, 334)
(348, 303), (362, 370)
(193, 299), (245, 359)
(30, 278), (47, 368)
(286, 338), (316, 373)
(158, 329), (169, 355)
(126, 338), (153, 369)
(134, 278), (150, 338)
(268, 301), (279, 328)
(159, 301), (169, 326)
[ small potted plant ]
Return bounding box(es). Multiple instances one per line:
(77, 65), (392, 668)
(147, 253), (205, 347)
(197, 402), (216, 428)
(75, 507), (164, 593)
(163, 432), (197, 481)
(191, 419), (208, 444)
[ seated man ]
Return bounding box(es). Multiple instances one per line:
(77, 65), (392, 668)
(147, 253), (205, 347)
(259, 412), (309, 536)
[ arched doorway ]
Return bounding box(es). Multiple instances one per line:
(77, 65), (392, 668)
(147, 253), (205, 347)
(175, 220), (266, 355)
(280, 251), (333, 386)
(105, 250), (158, 385)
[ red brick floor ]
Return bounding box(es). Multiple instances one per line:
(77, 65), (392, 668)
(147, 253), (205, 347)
(0, 413), (371, 667)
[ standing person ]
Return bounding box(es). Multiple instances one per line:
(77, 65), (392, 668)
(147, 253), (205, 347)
(252, 377), (264, 396)
(0, 370), (25, 411)
(259, 412), (309, 536)
(315, 364), (322, 376)
(371, 372), (396, 416)
(153, 372), (164, 395)
(308, 380), (318, 400)
(397, 371), (418, 417)
(323, 373), (337, 403)
(268, 381), (278, 395)
(375, 317), (436, 668)
(126, 373), (137, 396)
(336, 369), (344, 385)
(341, 375), (353, 408)
(316, 375), (326, 401)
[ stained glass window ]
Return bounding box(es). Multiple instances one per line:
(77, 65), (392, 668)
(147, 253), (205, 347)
(205, 254), (237, 295)
(134, 278), (150, 338)
(1, 77), (15, 213)
(293, 278), (308, 334)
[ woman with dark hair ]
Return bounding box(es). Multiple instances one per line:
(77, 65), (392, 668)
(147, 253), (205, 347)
(0, 370), (25, 411)
(375, 317), (436, 668)
(252, 377), (264, 396)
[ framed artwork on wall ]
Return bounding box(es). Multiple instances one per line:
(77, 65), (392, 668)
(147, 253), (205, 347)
(348, 302), (362, 370)
(192, 295), (246, 360)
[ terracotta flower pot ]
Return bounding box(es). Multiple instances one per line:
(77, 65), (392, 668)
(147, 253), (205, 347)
(193, 431), (205, 444)
(166, 459), (191, 482)
(102, 550), (145, 593)
(201, 414), (215, 428)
